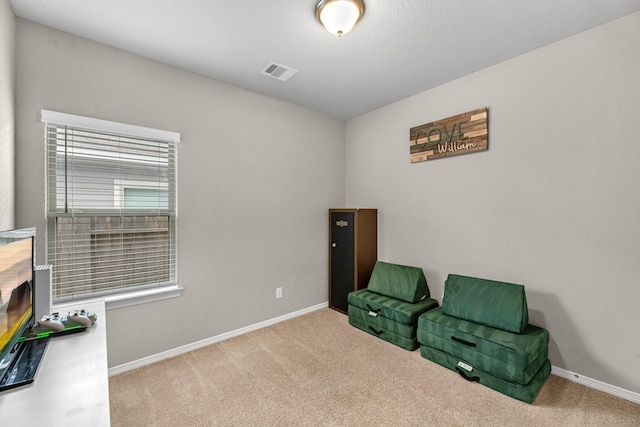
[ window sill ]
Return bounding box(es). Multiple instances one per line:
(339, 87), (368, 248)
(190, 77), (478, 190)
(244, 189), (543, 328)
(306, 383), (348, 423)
(103, 285), (183, 310)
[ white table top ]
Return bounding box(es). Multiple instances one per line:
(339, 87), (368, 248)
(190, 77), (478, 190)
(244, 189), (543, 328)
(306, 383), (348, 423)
(0, 300), (109, 426)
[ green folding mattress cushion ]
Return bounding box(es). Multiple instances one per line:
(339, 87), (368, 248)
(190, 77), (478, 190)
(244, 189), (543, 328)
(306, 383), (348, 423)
(348, 308), (419, 351)
(420, 345), (551, 404)
(442, 274), (528, 334)
(348, 289), (439, 325)
(348, 305), (417, 340)
(417, 308), (549, 385)
(366, 261), (430, 304)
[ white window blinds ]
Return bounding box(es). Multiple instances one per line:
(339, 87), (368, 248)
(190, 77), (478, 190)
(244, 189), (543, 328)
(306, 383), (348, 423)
(42, 110), (179, 302)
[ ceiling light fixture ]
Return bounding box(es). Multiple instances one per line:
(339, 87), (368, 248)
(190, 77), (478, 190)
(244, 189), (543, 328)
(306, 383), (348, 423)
(316, 0), (365, 37)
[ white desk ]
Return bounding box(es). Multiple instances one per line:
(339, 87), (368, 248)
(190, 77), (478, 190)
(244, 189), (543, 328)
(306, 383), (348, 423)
(0, 300), (110, 426)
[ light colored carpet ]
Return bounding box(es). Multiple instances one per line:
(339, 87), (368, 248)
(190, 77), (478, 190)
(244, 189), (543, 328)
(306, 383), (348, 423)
(109, 308), (640, 426)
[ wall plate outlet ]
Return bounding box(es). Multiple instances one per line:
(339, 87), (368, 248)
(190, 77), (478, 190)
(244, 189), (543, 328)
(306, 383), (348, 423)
(276, 287), (283, 299)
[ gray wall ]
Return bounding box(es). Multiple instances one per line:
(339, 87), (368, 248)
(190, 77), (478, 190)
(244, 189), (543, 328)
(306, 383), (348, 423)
(15, 19), (345, 367)
(345, 12), (640, 393)
(0, 0), (15, 230)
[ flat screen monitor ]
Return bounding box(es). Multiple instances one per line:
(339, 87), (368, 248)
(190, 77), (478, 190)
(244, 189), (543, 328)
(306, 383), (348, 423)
(0, 227), (48, 392)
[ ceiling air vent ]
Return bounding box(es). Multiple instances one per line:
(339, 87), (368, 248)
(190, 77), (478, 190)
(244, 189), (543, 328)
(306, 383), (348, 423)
(260, 61), (298, 82)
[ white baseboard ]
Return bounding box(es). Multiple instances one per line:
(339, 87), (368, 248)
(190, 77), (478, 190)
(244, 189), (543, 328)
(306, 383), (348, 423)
(551, 366), (640, 404)
(108, 302), (328, 377)
(109, 304), (639, 405)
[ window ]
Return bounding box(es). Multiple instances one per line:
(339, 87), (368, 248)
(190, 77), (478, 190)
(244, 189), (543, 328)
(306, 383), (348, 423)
(42, 110), (180, 303)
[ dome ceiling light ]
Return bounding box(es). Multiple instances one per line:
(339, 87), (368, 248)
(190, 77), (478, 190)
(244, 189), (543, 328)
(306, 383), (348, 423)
(316, 0), (365, 37)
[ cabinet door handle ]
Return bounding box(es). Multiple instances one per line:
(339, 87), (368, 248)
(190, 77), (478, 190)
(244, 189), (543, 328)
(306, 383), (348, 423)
(332, 243), (336, 247)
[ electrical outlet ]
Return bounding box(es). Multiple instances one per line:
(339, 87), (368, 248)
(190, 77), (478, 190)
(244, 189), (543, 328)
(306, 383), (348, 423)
(276, 287), (283, 299)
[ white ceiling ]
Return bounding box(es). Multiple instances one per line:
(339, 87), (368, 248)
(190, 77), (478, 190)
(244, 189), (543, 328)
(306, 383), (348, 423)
(10, 0), (640, 119)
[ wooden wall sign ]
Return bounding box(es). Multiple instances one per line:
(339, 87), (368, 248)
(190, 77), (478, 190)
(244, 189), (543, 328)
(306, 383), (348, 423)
(409, 107), (488, 163)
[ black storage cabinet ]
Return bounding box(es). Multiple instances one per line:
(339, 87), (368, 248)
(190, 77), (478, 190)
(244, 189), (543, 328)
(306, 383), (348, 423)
(328, 208), (377, 313)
